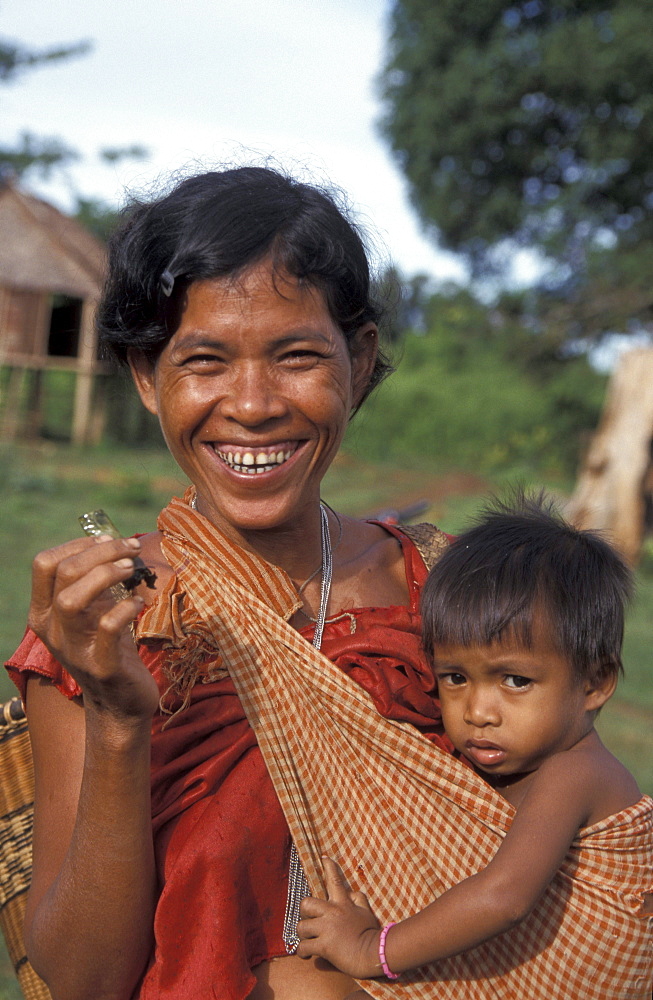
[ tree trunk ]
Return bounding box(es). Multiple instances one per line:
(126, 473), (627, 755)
(567, 347), (653, 565)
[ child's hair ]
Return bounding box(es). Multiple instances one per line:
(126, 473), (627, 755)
(421, 490), (633, 685)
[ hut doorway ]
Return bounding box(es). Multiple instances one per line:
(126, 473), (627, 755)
(48, 295), (83, 359)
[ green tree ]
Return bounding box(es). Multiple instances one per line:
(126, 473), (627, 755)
(0, 35), (90, 178)
(380, 0), (653, 287)
(346, 286), (606, 476)
(1, 34), (147, 238)
(374, 264), (433, 342)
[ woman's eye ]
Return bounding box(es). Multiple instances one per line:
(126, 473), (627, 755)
(504, 674), (532, 689)
(184, 354), (225, 368)
(282, 349), (321, 364)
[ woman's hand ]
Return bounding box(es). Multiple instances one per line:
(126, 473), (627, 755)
(28, 535), (159, 722)
(296, 857), (382, 979)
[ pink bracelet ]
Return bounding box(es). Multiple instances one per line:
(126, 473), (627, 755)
(378, 922), (399, 980)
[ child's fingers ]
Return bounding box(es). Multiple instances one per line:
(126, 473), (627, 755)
(322, 856), (351, 902)
(295, 937), (321, 960)
(295, 915), (322, 941)
(299, 896), (329, 919)
(348, 890), (370, 908)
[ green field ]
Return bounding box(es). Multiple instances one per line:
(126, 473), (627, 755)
(0, 441), (651, 998)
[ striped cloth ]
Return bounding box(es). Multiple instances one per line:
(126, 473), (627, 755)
(140, 494), (653, 999)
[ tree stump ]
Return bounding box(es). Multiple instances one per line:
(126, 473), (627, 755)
(567, 347), (653, 565)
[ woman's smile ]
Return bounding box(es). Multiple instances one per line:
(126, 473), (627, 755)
(130, 260), (377, 544)
(210, 440), (300, 475)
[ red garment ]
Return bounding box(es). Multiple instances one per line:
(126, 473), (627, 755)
(6, 524), (452, 1000)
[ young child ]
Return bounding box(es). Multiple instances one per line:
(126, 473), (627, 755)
(296, 492), (652, 986)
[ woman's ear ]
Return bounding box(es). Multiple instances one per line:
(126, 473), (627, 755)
(128, 349), (159, 416)
(584, 669), (618, 713)
(349, 323), (378, 410)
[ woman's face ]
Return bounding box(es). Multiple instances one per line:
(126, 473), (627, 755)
(130, 262), (377, 540)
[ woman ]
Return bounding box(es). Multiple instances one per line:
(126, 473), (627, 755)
(7, 167), (451, 1000)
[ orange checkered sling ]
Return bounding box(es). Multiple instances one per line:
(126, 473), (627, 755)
(140, 496), (653, 999)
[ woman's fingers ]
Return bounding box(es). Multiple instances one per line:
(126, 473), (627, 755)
(27, 534), (159, 719)
(30, 537), (97, 612)
(30, 536), (142, 626)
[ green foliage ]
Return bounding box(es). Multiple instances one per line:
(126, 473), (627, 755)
(346, 287), (606, 475)
(0, 37), (90, 179)
(373, 264), (434, 342)
(74, 196), (122, 242)
(380, 0), (653, 277)
(103, 373), (166, 448)
(0, 32), (146, 222)
(0, 37), (90, 84)
(0, 130), (79, 180)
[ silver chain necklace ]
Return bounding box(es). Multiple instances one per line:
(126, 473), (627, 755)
(282, 502), (332, 953)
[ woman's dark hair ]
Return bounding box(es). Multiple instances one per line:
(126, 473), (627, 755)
(97, 166), (393, 408)
(421, 491), (633, 685)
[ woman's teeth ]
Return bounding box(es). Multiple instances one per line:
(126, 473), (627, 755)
(216, 447), (295, 474)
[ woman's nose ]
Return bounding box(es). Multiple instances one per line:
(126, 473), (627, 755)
(219, 366), (287, 426)
(463, 689), (501, 728)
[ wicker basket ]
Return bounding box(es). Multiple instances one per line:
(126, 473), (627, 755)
(0, 698), (52, 1000)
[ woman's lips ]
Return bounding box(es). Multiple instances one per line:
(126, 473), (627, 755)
(465, 740), (508, 768)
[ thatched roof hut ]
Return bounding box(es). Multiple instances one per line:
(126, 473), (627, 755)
(0, 180), (108, 443)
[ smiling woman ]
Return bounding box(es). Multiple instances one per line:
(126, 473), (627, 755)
(5, 166), (454, 1000)
(128, 267), (376, 539)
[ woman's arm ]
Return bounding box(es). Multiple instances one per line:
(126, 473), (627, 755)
(24, 536), (160, 1000)
(297, 752), (601, 977)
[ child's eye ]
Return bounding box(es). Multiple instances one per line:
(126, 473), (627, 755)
(504, 674), (532, 689)
(439, 672), (466, 686)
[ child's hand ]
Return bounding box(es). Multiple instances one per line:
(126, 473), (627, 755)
(296, 857), (382, 979)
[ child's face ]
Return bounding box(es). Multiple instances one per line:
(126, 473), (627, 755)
(433, 623), (598, 779)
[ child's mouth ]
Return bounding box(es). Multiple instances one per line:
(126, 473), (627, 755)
(465, 740), (507, 768)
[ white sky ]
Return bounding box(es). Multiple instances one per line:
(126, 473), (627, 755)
(1, 0), (468, 283)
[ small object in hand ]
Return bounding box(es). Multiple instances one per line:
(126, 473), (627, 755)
(79, 509), (157, 590)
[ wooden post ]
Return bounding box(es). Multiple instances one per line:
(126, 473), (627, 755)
(72, 298), (97, 445)
(567, 347), (653, 564)
(25, 368), (43, 439)
(0, 366), (28, 441)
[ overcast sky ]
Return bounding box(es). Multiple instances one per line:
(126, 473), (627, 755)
(2, 0), (468, 283)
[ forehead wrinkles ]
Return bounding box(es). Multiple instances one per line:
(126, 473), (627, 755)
(179, 268), (336, 338)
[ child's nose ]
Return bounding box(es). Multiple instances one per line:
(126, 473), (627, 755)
(463, 688), (501, 727)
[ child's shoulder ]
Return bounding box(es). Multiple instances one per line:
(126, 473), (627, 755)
(538, 730), (641, 828)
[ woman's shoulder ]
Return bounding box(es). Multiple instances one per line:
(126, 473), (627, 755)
(383, 521), (452, 572)
(326, 516), (451, 614)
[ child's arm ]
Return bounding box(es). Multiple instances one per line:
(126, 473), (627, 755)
(296, 750), (602, 978)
